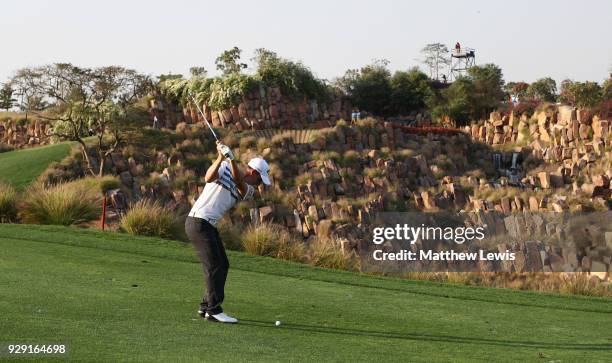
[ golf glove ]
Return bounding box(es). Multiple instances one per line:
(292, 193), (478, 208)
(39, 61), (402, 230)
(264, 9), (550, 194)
(220, 144), (235, 160)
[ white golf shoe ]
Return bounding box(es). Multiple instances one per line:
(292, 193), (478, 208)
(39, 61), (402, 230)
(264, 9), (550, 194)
(198, 310), (238, 324)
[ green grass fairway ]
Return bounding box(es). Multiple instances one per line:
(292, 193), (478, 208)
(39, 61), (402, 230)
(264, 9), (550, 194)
(1, 224), (611, 362)
(0, 143), (72, 190)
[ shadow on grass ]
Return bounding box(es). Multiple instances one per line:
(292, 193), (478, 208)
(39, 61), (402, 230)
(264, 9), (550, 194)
(240, 319), (612, 351)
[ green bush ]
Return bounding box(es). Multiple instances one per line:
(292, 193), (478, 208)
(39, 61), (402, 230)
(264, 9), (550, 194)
(0, 181), (18, 222)
(242, 223), (306, 262)
(120, 199), (180, 239)
(253, 48), (329, 102)
(336, 60), (392, 116)
(20, 181), (101, 225)
(208, 73), (259, 110)
(160, 73), (258, 111)
(77, 176), (121, 194)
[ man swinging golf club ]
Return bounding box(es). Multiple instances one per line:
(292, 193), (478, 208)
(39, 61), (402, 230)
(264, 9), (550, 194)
(185, 140), (271, 324)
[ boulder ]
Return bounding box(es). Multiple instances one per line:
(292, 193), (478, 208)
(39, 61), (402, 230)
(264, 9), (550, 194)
(538, 172), (551, 189)
(308, 205), (320, 222)
(259, 206), (274, 223)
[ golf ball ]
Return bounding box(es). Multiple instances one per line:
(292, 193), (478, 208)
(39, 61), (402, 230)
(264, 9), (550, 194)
(275, 320), (281, 326)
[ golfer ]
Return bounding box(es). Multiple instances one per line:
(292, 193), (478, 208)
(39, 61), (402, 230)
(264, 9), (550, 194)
(185, 141), (271, 324)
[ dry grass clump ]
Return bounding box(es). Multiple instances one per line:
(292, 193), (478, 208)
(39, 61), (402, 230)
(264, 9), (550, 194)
(0, 181), (18, 222)
(242, 222), (306, 262)
(120, 199), (180, 239)
(20, 180), (102, 225)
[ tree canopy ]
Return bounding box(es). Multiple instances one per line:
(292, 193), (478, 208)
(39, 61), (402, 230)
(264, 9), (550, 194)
(429, 64), (505, 124)
(526, 77), (557, 102)
(0, 83), (17, 111)
(11, 63), (151, 176)
(215, 47), (247, 76)
(420, 43), (451, 81)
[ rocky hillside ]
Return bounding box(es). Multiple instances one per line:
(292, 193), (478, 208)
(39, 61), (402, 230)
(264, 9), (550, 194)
(0, 119), (54, 149)
(35, 100), (611, 279)
(149, 85), (351, 130)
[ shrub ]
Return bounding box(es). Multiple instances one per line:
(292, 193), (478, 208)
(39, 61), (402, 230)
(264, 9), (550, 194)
(341, 150), (361, 168)
(356, 117), (377, 132)
(239, 135), (257, 150)
(253, 48), (329, 102)
(0, 181), (18, 222)
(177, 138), (204, 154)
(120, 199), (180, 239)
(183, 156), (210, 174)
(271, 132), (293, 146)
(309, 239), (350, 270)
(241, 223), (306, 262)
(256, 137), (271, 152)
(0, 143), (15, 153)
(217, 220), (244, 251)
(559, 80), (603, 108)
(20, 181), (101, 225)
(208, 74), (259, 110)
(364, 167), (385, 178)
(77, 176), (121, 194)
(313, 150), (341, 163)
(336, 61), (392, 116)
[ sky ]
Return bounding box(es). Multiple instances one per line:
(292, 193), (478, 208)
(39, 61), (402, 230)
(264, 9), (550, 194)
(1, 0), (611, 85)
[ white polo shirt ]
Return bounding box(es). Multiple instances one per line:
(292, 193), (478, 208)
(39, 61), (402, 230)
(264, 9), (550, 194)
(188, 161), (254, 226)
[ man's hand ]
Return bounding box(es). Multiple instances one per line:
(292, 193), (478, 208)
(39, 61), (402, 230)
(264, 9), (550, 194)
(204, 141), (226, 183)
(216, 140), (235, 161)
(216, 141), (225, 159)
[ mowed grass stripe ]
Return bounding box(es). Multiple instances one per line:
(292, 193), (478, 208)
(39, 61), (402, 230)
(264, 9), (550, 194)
(1, 224), (611, 314)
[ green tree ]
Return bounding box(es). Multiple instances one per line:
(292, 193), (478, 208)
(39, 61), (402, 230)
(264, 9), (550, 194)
(252, 48), (328, 101)
(429, 76), (473, 124)
(0, 83), (16, 111)
(559, 80), (602, 108)
(189, 67), (207, 78)
(526, 77), (557, 102)
(336, 59), (392, 116)
(420, 43), (451, 81)
(602, 78), (612, 100)
(12, 64), (151, 176)
(467, 64), (505, 119)
(215, 47), (247, 75)
(158, 73), (184, 82)
(390, 67), (433, 115)
(427, 63), (505, 124)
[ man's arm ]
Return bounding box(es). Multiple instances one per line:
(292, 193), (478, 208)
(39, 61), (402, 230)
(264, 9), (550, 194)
(204, 142), (225, 183)
(228, 158), (248, 196)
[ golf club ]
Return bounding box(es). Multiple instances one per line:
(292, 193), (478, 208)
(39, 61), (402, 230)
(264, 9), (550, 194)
(188, 91), (219, 141)
(188, 91), (234, 160)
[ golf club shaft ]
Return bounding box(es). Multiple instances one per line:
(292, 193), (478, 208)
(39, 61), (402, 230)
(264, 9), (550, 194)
(188, 92), (219, 141)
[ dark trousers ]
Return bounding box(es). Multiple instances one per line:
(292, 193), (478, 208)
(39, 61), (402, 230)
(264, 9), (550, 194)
(185, 216), (229, 315)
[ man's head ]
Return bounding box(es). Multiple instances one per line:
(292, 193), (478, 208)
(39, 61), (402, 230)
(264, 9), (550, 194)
(244, 157), (271, 186)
